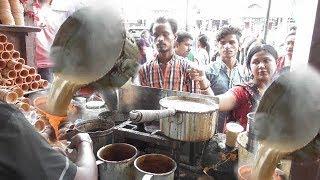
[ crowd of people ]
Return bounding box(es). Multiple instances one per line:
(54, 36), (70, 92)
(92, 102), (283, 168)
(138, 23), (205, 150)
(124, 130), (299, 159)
(135, 16), (297, 133)
(0, 2), (298, 179)
(32, 0), (297, 134)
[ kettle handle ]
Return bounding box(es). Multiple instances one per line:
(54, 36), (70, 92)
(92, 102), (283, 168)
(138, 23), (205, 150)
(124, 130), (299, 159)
(129, 109), (176, 123)
(96, 160), (104, 166)
(142, 174), (153, 180)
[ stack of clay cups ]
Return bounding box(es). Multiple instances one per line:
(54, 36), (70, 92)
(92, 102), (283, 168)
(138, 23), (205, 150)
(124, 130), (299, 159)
(0, 33), (49, 91)
(0, 86), (32, 112)
(8, 0), (25, 26)
(0, 34), (21, 86)
(15, 96), (31, 113)
(0, 88), (18, 103)
(0, 86), (26, 109)
(0, 0), (15, 25)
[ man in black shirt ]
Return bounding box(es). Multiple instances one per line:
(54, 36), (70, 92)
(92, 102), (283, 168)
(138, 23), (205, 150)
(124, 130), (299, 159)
(0, 102), (97, 180)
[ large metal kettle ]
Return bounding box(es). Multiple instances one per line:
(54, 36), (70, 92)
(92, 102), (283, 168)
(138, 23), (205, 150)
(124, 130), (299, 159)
(252, 66), (320, 180)
(255, 66), (320, 152)
(129, 96), (219, 142)
(50, 4), (139, 110)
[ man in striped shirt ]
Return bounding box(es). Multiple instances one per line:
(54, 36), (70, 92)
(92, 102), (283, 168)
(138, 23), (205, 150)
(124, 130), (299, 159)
(138, 17), (209, 93)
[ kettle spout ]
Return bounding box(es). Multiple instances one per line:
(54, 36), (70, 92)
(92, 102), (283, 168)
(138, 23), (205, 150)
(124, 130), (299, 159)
(98, 87), (119, 112)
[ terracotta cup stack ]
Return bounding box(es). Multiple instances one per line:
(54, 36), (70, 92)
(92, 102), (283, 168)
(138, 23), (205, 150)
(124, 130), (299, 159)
(0, 87), (18, 103)
(0, 33), (49, 92)
(0, 0), (15, 25)
(0, 0), (25, 25)
(9, 0), (25, 26)
(0, 85), (32, 112)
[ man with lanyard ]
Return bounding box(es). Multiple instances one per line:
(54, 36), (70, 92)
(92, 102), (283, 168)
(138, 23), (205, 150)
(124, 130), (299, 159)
(206, 26), (249, 133)
(0, 101), (97, 180)
(137, 17), (209, 93)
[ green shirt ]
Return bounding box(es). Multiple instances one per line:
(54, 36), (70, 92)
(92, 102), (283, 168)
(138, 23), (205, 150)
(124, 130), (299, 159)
(187, 52), (195, 62)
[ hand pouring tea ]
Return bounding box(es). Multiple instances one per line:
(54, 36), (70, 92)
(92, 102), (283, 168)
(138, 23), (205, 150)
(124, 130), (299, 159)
(43, 4), (139, 137)
(250, 66), (320, 180)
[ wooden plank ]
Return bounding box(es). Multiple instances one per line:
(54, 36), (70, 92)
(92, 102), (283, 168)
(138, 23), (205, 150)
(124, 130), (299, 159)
(0, 25), (41, 65)
(0, 25), (41, 33)
(291, 0), (318, 70)
(308, 1), (320, 71)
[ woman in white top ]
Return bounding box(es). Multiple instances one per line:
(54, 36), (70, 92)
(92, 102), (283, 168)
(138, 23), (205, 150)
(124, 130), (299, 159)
(195, 34), (210, 66)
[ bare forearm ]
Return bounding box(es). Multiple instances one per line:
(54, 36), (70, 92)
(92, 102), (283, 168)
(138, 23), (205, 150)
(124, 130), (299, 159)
(74, 142), (98, 180)
(217, 92), (237, 111)
(201, 87), (214, 96)
(199, 78), (214, 96)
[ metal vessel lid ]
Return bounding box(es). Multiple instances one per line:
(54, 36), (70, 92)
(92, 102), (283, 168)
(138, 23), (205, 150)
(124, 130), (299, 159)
(86, 101), (105, 109)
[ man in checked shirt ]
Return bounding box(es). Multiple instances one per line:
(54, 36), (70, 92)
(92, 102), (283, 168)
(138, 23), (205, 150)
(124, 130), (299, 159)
(136, 17), (211, 94)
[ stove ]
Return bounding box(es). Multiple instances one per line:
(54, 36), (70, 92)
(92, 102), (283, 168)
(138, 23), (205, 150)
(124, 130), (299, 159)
(100, 85), (223, 179)
(113, 120), (206, 179)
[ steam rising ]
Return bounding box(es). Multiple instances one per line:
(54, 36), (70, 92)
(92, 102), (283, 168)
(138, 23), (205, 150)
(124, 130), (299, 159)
(255, 65), (320, 152)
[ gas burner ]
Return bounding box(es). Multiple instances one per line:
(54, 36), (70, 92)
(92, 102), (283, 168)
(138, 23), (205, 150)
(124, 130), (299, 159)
(98, 111), (129, 126)
(113, 121), (182, 178)
(113, 121), (207, 179)
(143, 120), (160, 134)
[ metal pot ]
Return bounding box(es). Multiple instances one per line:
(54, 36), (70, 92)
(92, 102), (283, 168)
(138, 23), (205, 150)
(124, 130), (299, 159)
(129, 96), (218, 142)
(51, 5), (139, 87)
(97, 143), (138, 180)
(134, 154), (176, 180)
(75, 119), (115, 156)
(236, 132), (255, 167)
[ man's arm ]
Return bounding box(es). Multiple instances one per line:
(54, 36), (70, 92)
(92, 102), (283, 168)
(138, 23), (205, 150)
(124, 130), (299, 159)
(69, 133), (98, 180)
(137, 65), (148, 86)
(0, 103), (78, 179)
(187, 67), (214, 95)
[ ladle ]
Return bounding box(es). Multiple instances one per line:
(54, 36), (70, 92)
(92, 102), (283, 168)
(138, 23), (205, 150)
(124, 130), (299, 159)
(254, 66), (320, 153)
